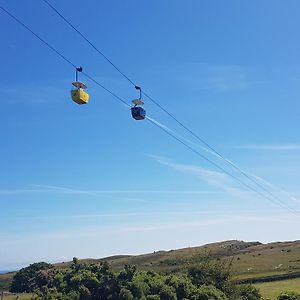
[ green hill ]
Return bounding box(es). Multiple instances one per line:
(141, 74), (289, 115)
(2, 239), (300, 292)
(69, 240), (300, 280)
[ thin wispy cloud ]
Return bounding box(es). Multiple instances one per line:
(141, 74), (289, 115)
(2, 213), (298, 245)
(151, 155), (300, 213)
(199, 65), (250, 91)
(0, 184), (216, 196)
(30, 184), (97, 195)
(151, 155), (290, 205)
(14, 210), (216, 221)
(151, 155), (239, 191)
(144, 121), (299, 209)
(155, 63), (253, 92)
(249, 173), (300, 205)
(235, 144), (300, 151)
(3, 82), (66, 105)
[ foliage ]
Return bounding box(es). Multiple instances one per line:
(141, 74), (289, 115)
(188, 259), (232, 293)
(233, 284), (262, 300)
(192, 285), (227, 299)
(278, 292), (300, 300)
(10, 262), (53, 293)
(8, 258), (264, 300)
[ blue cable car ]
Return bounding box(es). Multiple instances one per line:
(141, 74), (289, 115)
(131, 105), (146, 120)
(131, 86), (146, 120)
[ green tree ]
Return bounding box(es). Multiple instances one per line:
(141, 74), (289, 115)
(118, 265), (137, 282)
(26, 261), (260, 300)
(119, 287), (134, 300)
(234, 284), (261, 300)
(188, 260), (231, 292)
(192, 285), (228, 300)
(146, 296), (160, 300)
(165, 274), (193, 299)
(10, 262), (52, 293)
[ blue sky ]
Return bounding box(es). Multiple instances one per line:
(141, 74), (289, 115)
(1, 0), (300, 270)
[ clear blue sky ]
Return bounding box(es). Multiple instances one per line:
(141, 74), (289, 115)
(1, 0), (300, 270)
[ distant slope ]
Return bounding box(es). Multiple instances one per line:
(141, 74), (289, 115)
(96, 240), (263, 273)
(54, 240), (300, 279)
(1, 240), (300, 291)
(0, 272), (15, 291)
(230, 240), (300, 279)
(81, 240), (300, 280)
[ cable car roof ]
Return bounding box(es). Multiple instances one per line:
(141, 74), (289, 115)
(72, 81), (87, 89)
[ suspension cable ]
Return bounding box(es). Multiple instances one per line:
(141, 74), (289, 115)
(1, 5), (298, 215)
(39, 0), (298, 212)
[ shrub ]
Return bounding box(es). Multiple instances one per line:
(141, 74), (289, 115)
(234, 284), (262, 300)
(119, 287), (134, 300)
(10, 262), (52, 293)
(278, 292), (300, 300)
(192, 285), (228, 300)
(17, 260), (260, 300)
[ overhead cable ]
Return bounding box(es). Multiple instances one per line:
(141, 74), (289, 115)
(42, 0), (300, 212)
(40, 0), (297, 213)
(41, 0), (137, 87)
(1, 5), (298, 215)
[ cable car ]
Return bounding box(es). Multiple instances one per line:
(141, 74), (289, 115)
(131, 86), (146, 120)
(71, 67), (89, 105)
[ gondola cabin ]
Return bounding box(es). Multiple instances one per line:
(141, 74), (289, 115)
(131, 106), (146, 120)
(131, 99), (146, 120)
(71, 81), (89, 105)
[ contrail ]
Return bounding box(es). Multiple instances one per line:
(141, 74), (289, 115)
(146, 116), (299, 211)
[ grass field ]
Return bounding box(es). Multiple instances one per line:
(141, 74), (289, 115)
(231, 242), (300, 280)
(1, 293), (32, 300)
(94, 240), (300, 278)
(254, 277), (300, 300)
(0, 273), (14, 292)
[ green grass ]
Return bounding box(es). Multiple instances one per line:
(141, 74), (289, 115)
(231, 242), (300, 280)
(2, 293), (33, 300)
(0, 273), (14, 291)
(254, 277), (300, 300)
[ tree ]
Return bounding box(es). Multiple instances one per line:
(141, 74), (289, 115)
(119, 288), (134, 300)
(25, 261), (260, 300)
(10, 262), (52, 293)
(165, 274), (194, 299)
(118, 265), (137, 282)
(192, 285), (228, 300)
(234, 284), (261, 300)
(188, 260), (231, 292)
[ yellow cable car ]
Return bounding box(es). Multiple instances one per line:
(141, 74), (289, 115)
(70, 67), (89, 105)
(71, 81), (89, 105)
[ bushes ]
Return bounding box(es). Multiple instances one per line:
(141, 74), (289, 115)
(234, 284), (262, 300)
(188, 260), (233, 295)
(192, 285), (227, 300)
(278, 292), (300, 300)
(10, 262), (53, 293)
(10, 259), (263, 299)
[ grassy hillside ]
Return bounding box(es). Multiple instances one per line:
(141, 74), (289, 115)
(1, 240), (300, 292)
(92, 240), (300, 280)
(254, 277), (300, 300)
(77, 240), (262, 273)
(2, 293), (32, 300)
(0, 273), (14, 292)
(231, 241), (300, 280)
